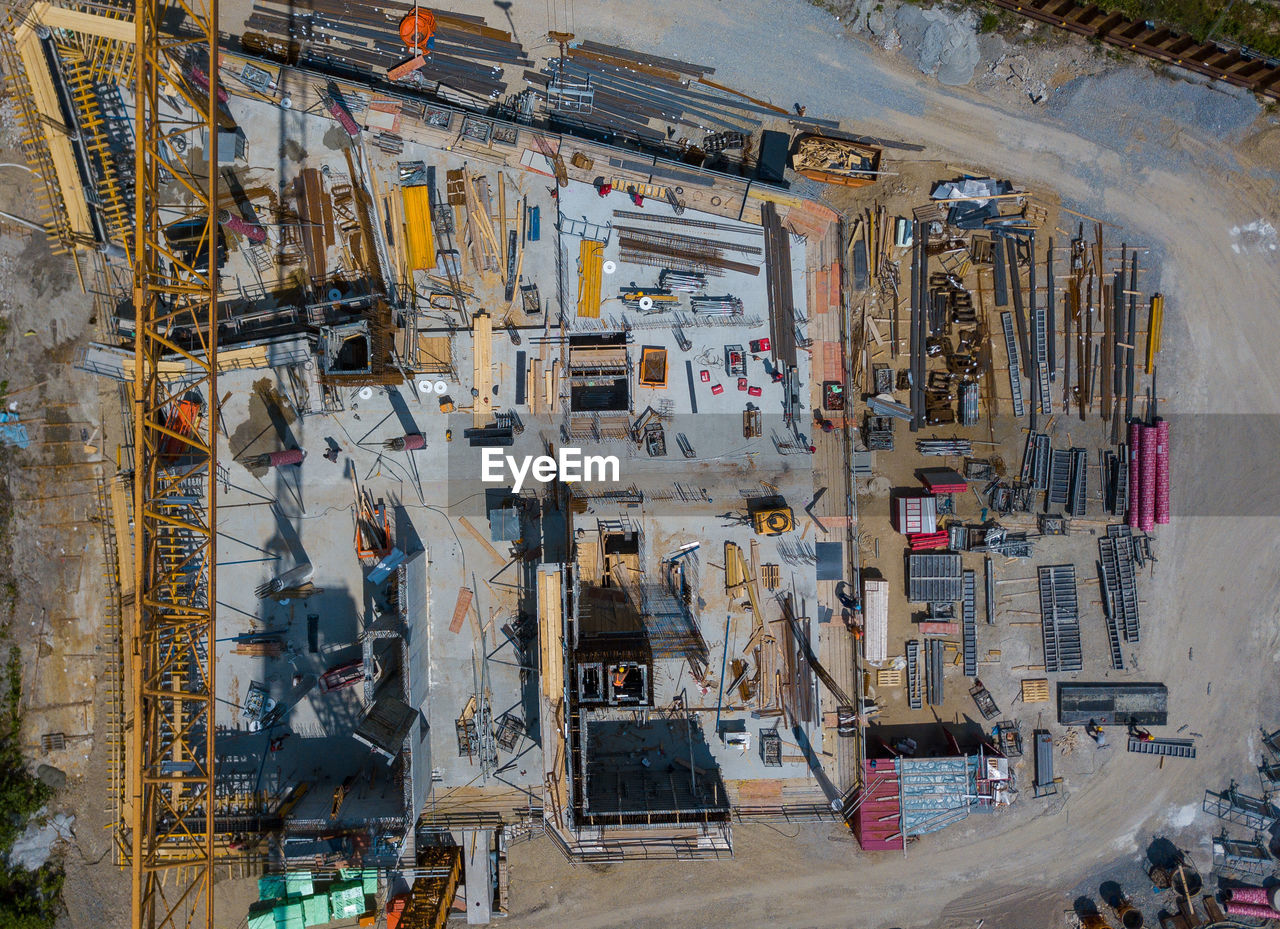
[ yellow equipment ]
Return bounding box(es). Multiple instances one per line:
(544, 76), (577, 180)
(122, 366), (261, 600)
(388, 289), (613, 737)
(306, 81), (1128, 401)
(751, 506), (794, 536)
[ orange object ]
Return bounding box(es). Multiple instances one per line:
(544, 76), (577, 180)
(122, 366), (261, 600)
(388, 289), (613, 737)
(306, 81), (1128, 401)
(399, 9), (436, 51)
(388, 54), (427, 81)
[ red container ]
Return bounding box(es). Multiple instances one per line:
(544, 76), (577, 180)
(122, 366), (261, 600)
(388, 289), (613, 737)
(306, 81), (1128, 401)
(1141, 425), (1157, 532)
(1155, 419), (1170, 525)
(1127, 422), (1141, 528)
(710, 384), (724, 395)
(748, 385), (762, 397)
(737, 377), (748, 391)
(750, 338), (771, 352)
(1227, 886), (1270, 905)
(1226, 902), (1280, 919)
(267, 448), (305, 468)
(699, 369), (710, 382)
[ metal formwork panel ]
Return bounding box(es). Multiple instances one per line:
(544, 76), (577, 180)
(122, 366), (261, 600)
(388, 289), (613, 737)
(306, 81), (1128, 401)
(1038, 564), (1082, 672)
(926, 638), (945, 706)
(1067, 447), (1088, 516)
(961, 570), (977, 677)
(984, 556), (994, 625)
(906, 639), (922, 710)
(1033, 305), (1052, 414)
(1033, 729), (1057, 796)
(907, 552), (963, 603)
(1114, 444), (1130, 515)
(1102, 524), (1140, 642)
(1128, 737), (1195, 758)
(1001, 312), (1025, 417)
(1047, 449), (1071, 505)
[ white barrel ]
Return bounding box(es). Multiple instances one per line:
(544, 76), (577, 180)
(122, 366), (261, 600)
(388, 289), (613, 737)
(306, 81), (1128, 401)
(433, 380), (448, 394)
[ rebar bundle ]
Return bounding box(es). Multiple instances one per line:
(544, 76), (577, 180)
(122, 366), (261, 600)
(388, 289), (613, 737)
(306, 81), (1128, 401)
(916, 438), (972, 456)
(689, 295), (744, 317)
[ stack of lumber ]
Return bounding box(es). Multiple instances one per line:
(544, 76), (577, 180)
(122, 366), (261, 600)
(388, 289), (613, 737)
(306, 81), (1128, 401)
(791, 134), (882, 187)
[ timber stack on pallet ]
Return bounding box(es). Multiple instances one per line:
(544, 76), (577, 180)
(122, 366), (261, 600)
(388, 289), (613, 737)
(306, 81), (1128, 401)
(244, 0), (530, 102)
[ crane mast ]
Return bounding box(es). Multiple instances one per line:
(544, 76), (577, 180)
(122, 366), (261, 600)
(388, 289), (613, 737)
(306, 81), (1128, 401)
(130, 0), (220, 924)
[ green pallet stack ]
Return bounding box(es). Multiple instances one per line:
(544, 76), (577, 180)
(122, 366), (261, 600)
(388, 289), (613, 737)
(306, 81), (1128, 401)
(328, 880), (368, 921)
(301, 893), (332, 928)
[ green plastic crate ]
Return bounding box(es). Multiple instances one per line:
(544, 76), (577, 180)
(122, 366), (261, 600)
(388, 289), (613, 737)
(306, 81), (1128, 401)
(360, 869), (379, 895)
(283, 871), (314, 898)
(328, 881), (367, 920)
(247, 903), (276, 929)
(257, 875), (286, 902)
(273, 900), (304, 929)
(301, 893), (331, 928)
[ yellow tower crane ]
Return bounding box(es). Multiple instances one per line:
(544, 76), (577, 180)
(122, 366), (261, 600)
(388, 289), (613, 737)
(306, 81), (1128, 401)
(130, 0), (220, 925)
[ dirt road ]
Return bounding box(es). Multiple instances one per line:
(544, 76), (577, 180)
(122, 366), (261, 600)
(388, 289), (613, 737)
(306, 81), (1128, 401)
(490, 3), (1280, 927)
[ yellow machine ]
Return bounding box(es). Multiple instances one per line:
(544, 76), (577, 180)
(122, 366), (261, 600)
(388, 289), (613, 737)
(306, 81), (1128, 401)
(751, 506), (794, 536)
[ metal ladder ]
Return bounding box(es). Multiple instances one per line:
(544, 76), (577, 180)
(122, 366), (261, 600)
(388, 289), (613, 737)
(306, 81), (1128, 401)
(962, 570), (977, 677)
(1001, 312), (1025, 417)
(1128, 737), (1196, 758)
(906, 639), (922, 710)
(1033, 305), (1052, 414)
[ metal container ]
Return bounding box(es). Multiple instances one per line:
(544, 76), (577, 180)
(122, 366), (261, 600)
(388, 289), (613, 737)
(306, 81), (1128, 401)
(1110, 900), (1143, 929)
(1080, 914), (1113, 929)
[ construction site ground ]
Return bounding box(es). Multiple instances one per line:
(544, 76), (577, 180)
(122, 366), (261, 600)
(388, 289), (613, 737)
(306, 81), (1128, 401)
(1, 0), (1276, 927)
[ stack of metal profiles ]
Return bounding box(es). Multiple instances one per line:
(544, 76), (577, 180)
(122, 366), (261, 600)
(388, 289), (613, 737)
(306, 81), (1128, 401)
(244, 0), (530, 100)
(525, 43), (780, 141)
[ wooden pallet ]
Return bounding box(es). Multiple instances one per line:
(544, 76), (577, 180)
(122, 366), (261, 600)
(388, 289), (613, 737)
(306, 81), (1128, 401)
(876, 668), (903, 687)
(1021, 678), (1051, 703)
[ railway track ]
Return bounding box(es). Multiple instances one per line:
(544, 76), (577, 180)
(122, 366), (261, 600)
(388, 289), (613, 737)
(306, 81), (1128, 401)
(987, 0), (1280, 101)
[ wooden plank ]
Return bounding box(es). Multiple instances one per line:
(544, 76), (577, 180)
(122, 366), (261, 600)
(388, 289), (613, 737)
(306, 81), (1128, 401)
(449, 587), (474, 634)
(529, 359), (541, 416)
(400, 184), (435, 271)
(458, 515), (504, 563)
(472, 311), (493, 427)
(109, 479), (135, 601)
(537, 568), (564, 702)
